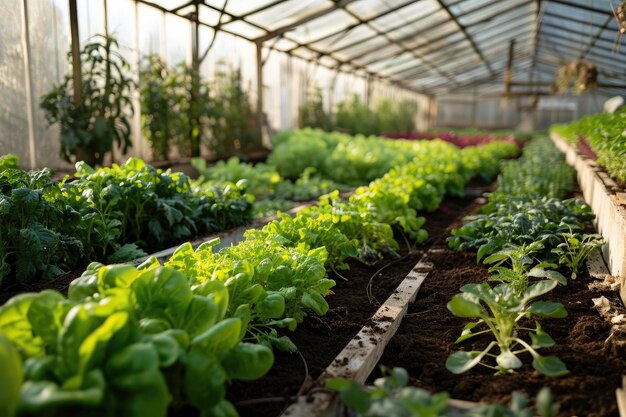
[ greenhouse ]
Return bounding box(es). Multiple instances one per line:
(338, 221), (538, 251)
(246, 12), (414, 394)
(1, 0), (626, 416)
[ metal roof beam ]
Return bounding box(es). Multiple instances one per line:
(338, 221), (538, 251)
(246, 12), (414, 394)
(434, 0), (495, 76)
(253, 0), (360, 43)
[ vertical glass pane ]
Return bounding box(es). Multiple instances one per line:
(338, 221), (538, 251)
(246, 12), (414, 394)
(0, 2), (29, 166)
(29, 0), (72, 168)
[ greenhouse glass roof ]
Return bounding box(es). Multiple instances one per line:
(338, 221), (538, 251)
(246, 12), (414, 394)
(92, 0), (626, 95)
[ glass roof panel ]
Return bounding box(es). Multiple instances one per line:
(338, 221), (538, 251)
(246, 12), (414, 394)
(333, 35), (392, 61)
(370, 0), (441, 32)
(448, 0), (494, 15)
(405, 31), (465, 54)
(288, 9), (358, 44)
(220, 19), (266, 39)
(346, 0), (398, 21)
(198, 4), (223, 26)
(311, 24), (378, 52)
(458, 0), (528, 27)
(217, 0), (280, 17)
(352, 43), (405, 66)
(246, 0), (332, 31)
(271, 37), (299, 51)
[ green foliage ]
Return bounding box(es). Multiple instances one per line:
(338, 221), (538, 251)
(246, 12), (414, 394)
(0, 154), (19, 172)
(298, 86), (332, 131)
(139, 55), (186, 160)
(551, 231), (604, 279)
(210, 63), (261, 155)
(0, 263), (273, 416)
(335, 95), (374, 135)
(0, 168), (83, 284)
(328, 367), (559, 417)
(335, 95), (417, 135)
(447, 280), (568, 376)
(40, 35), (134, 167)
(64, 157), (252, 261)
(496, 137), (575, 200)
(0, 334), (23, 417)
(550, 109), (626, 185)
(0, 158), (252, 285)
(193, 157), (281, 199)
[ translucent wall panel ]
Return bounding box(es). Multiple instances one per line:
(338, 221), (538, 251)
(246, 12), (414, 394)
(165, 13), (190, 64)
(29, 0), (72, 169)
(0, 2), (30, 167)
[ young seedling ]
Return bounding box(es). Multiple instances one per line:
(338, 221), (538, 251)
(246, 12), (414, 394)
(447, 280), (569, 377)
(482, 241), (567, 295)
(552, 232), (604, 279)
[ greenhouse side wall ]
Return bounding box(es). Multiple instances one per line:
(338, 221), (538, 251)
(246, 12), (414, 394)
(434, 94), (611, 131)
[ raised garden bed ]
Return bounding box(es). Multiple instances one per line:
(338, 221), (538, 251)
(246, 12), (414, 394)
(550, 133), (626, 283)
(222, 186), (492, 417)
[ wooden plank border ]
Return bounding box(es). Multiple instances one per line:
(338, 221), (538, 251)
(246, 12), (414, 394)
(550, 133), (626, 280)
(281, 249), (437, 417)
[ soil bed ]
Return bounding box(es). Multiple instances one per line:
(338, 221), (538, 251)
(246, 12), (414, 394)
(228, 183), (492, 417)
(375, 229), (626, 417)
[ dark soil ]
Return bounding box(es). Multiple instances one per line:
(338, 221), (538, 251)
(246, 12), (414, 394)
(375, 237), (626, 417)
(228, 185), (492, 417)
(0, 269), (83, 305)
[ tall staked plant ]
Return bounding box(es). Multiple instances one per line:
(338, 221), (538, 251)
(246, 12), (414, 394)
(41, 35), (135, 167)
(298, 86), (333, 131)
(210, 62), (262, 156)
(139, 55), (183, 161)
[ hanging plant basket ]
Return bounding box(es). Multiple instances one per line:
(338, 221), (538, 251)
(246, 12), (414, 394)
(554, 60), (598, 94)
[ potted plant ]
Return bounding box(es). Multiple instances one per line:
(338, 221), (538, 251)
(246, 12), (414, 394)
(41, 35), (134, 166)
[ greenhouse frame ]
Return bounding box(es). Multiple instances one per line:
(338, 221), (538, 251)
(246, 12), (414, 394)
(2, 1), (626, 417)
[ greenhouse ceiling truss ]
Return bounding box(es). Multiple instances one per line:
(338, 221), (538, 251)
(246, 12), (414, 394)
(66, 0), (626, 127)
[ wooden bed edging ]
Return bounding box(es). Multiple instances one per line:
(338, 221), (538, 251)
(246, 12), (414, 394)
(280, 248), (438, 417)
(280, 243), (618, 417)
(550, 133), (626, 281)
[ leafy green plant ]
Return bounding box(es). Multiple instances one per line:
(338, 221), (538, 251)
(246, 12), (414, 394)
(63, 157), (253, 261)
(0, 334), (22, 417)
(551, 109), (626, 185)
(0, 168), (83, 283)
(447, 280), (568, 376)
(552, 232), (604, 279)
(0, 154), (19, 172)
(328, 367), (559, 417)
(41, 35), (134, 167)
(327, 367), (449, 417)
(139, 55), (186, 161)
(0, 262), (274, 416)
(482, 241), (566, 295)
(210, 62), (261, 155)
(298, 85), (332, 131)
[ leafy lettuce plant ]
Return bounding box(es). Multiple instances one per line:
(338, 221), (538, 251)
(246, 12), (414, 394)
(447, 280), (568, 376)
(0, 262), (274, 417)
